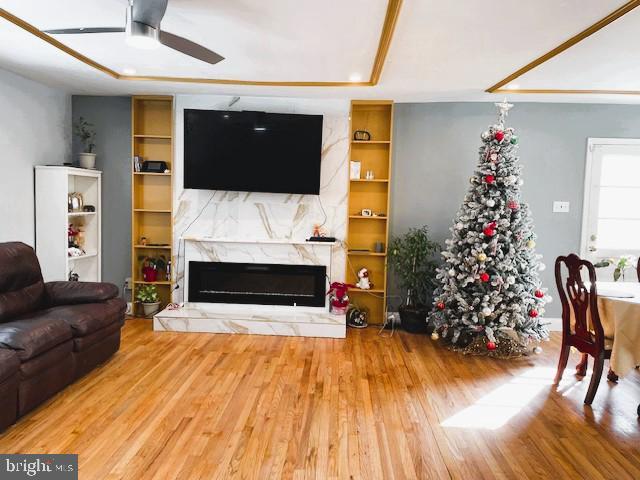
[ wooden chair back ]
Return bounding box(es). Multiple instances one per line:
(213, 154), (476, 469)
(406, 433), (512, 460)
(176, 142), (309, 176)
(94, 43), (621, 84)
(637, 257), (640, 282)
(555, 254), (605, 354)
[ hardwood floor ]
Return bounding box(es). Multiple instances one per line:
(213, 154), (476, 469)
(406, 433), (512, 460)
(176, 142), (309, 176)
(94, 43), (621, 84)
(1, 319), (639, 479)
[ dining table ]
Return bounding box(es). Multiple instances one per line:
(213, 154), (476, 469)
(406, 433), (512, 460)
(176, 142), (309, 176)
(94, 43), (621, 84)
(596, 281), (640, 380)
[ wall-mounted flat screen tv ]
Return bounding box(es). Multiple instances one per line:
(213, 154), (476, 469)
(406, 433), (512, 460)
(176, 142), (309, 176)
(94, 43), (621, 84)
(184, 109), (323, 194)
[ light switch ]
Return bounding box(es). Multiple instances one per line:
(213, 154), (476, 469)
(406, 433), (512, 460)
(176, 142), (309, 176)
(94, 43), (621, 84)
(553, 201), (570, 213)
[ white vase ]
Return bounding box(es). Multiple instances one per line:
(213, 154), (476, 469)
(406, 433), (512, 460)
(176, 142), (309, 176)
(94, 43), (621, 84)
(142, 301), (161, 316)
(78, 153), (96, 169)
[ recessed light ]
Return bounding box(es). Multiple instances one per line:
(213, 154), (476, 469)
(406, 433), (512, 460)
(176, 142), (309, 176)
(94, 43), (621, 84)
(122, 68), (136, 75)
(349, 73), (363, 83)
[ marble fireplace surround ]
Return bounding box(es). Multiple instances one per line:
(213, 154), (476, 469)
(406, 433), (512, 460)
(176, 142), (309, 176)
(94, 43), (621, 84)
(154, 95), (350, 339)
(154, 236), (346, 338)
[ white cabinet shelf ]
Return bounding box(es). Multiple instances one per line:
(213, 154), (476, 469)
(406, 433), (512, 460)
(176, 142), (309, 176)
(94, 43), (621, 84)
(35, 166), (102, 282)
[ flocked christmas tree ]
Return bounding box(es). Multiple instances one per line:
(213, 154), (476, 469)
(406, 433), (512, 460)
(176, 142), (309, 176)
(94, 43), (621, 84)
(430, 101), (550, 357)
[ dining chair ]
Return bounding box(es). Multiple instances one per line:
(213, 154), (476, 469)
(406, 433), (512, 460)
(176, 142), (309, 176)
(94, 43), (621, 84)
(554, 254), (613, 405)
(637, 257), (640, 282)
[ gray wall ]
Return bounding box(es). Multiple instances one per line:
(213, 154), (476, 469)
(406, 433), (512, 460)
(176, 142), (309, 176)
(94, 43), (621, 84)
(391, 102), (640, 316)
(0, 68), (71, 245)
(72, 96), (131, 288)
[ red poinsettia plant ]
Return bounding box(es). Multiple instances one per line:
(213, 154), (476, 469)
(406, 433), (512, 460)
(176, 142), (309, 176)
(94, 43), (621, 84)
(327, 282), (355, 315)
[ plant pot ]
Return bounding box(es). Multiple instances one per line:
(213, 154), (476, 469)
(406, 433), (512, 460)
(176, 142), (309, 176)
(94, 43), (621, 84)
(142, 301), (161, 316)
(399, 304), (432, 334)
(78, 153), (96, 169)
(142, 266), (158, 282)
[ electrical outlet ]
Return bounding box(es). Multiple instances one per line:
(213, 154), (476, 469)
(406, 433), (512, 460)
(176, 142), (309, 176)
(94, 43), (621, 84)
(553, 201), (570, 213)
(124, 277), (133, 290)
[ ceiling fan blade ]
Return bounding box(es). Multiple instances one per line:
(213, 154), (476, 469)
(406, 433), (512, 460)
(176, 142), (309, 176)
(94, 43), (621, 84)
(132, 0), (168, 28)
(159, 30), (224, 65)
(43, 27), (125, 34)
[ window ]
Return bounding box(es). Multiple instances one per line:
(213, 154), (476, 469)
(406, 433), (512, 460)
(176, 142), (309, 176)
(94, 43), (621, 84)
(581, 138), (640, 260)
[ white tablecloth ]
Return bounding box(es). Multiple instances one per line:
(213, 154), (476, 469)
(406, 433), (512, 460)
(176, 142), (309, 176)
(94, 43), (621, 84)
(596, 282), (640, 377)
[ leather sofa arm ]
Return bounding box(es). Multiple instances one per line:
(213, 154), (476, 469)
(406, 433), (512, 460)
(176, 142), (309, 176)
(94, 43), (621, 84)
(45, 281), (119, 306)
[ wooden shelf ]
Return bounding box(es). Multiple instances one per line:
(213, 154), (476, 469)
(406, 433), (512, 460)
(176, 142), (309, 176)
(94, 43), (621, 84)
(350, 178), (388, 183)
(349, 215), (387, 220)
(346, 100), (393, 325)
(348, 251), (386, 257)
(68, 211), (96, 217)
(68, 251), (98, 260)
(134, 134), (172, 139)
(132, 96), (174, 311)
(350, 288), (385, 294)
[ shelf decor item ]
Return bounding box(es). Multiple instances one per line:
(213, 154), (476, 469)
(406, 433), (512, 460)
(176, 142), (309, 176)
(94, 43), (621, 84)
(353, 130), (371, 141)
(136, 284), (161, 316)
(74, 116), (97, 169)
(388, 225), (439, 333)
(139, 255), (167, 282)
(350, 161), (361, 180)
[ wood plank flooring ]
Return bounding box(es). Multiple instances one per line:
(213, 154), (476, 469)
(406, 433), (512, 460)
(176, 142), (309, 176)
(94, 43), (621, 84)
(1, 319), (639, 479)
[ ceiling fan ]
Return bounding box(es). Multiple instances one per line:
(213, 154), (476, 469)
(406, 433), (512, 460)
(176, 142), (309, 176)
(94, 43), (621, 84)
(43, 0), (224, 66)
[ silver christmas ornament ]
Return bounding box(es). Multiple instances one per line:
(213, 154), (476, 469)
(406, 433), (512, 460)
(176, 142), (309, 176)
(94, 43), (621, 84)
(486, 199), (496, 207)
(533, 346), (543, 354)
(481, 307), (492, 316)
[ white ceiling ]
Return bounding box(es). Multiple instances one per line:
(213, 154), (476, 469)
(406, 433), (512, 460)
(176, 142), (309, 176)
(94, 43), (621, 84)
(0, 0), (638, 102)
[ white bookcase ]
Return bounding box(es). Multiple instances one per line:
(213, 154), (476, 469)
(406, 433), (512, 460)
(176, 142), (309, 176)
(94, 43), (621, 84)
(35, 166), (102, 282)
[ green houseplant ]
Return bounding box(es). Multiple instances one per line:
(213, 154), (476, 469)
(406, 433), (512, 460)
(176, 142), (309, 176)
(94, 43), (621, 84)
(136, 284), (161, 316)
(388, 226), (440, 333)
(74, 116), (97, 169)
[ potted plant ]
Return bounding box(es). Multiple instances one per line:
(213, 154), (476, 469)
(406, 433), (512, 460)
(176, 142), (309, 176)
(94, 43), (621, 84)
(388, 226), (439, 333)
(139, 255), (167, 282)
(74, 116), (97, 169)
(594, 255), (637, 281)
(136, 284), (161, 316)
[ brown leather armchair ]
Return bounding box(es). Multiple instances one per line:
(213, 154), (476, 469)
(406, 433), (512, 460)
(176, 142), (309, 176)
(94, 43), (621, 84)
(0, 242), (126, 430)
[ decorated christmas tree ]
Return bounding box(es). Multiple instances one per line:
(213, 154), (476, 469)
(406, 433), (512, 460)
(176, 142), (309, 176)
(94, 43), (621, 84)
(430, 101), (550, 357)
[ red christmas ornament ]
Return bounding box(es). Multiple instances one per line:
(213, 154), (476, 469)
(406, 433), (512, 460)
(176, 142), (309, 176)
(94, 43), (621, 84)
(479, 272), (490, 283)
(534, 290), (544, 299)
(483, 227), (496, 237)
(436, 301), (445, 310)
(529, 309), (539, 318)
(484, 174), (495, 184)
(488, 221), (497, 228)
(486, 341), (497, 351)
(494, 131), (504, 142)
(507, 200), (519, 210)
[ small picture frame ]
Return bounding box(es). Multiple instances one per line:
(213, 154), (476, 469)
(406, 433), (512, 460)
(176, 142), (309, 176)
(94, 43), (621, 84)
(350, 161), (361, 180)
(361, 209), (372, 217)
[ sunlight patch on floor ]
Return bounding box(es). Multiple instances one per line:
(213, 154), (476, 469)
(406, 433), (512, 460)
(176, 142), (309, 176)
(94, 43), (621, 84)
(441, 367), (571, 430)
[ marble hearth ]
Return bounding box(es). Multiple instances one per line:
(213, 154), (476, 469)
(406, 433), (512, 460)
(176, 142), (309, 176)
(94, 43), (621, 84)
(153, 237), (346, 338)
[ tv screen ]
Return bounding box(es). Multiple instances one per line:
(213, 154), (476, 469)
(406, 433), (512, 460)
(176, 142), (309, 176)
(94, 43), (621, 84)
(184, 109), (323, 194)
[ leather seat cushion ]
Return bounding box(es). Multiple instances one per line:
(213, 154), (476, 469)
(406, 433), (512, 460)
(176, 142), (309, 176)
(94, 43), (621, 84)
(0, 315), (72, 361)
(41, 297), (126, 338)
(0, 348), (19, 383)
(73, 320), (122, 351)
(0, 243), (45, 322)
(19, 340), (72, 379)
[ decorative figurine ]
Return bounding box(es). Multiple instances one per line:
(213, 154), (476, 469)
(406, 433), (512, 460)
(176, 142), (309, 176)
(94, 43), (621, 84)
(356, 267), (373, 290)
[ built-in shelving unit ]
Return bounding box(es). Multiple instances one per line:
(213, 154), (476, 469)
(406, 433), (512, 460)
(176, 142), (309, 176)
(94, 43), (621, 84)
(35, 166), (102, 282)
(346, 100), (393, 324)
(131, 96), (174, 315)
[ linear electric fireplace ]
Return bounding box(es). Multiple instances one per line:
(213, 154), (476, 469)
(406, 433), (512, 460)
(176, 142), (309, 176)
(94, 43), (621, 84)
(188, 261), (327, 307)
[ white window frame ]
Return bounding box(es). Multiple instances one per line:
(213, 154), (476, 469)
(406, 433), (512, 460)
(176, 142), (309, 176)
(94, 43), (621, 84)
(581, 137), (640, 259)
